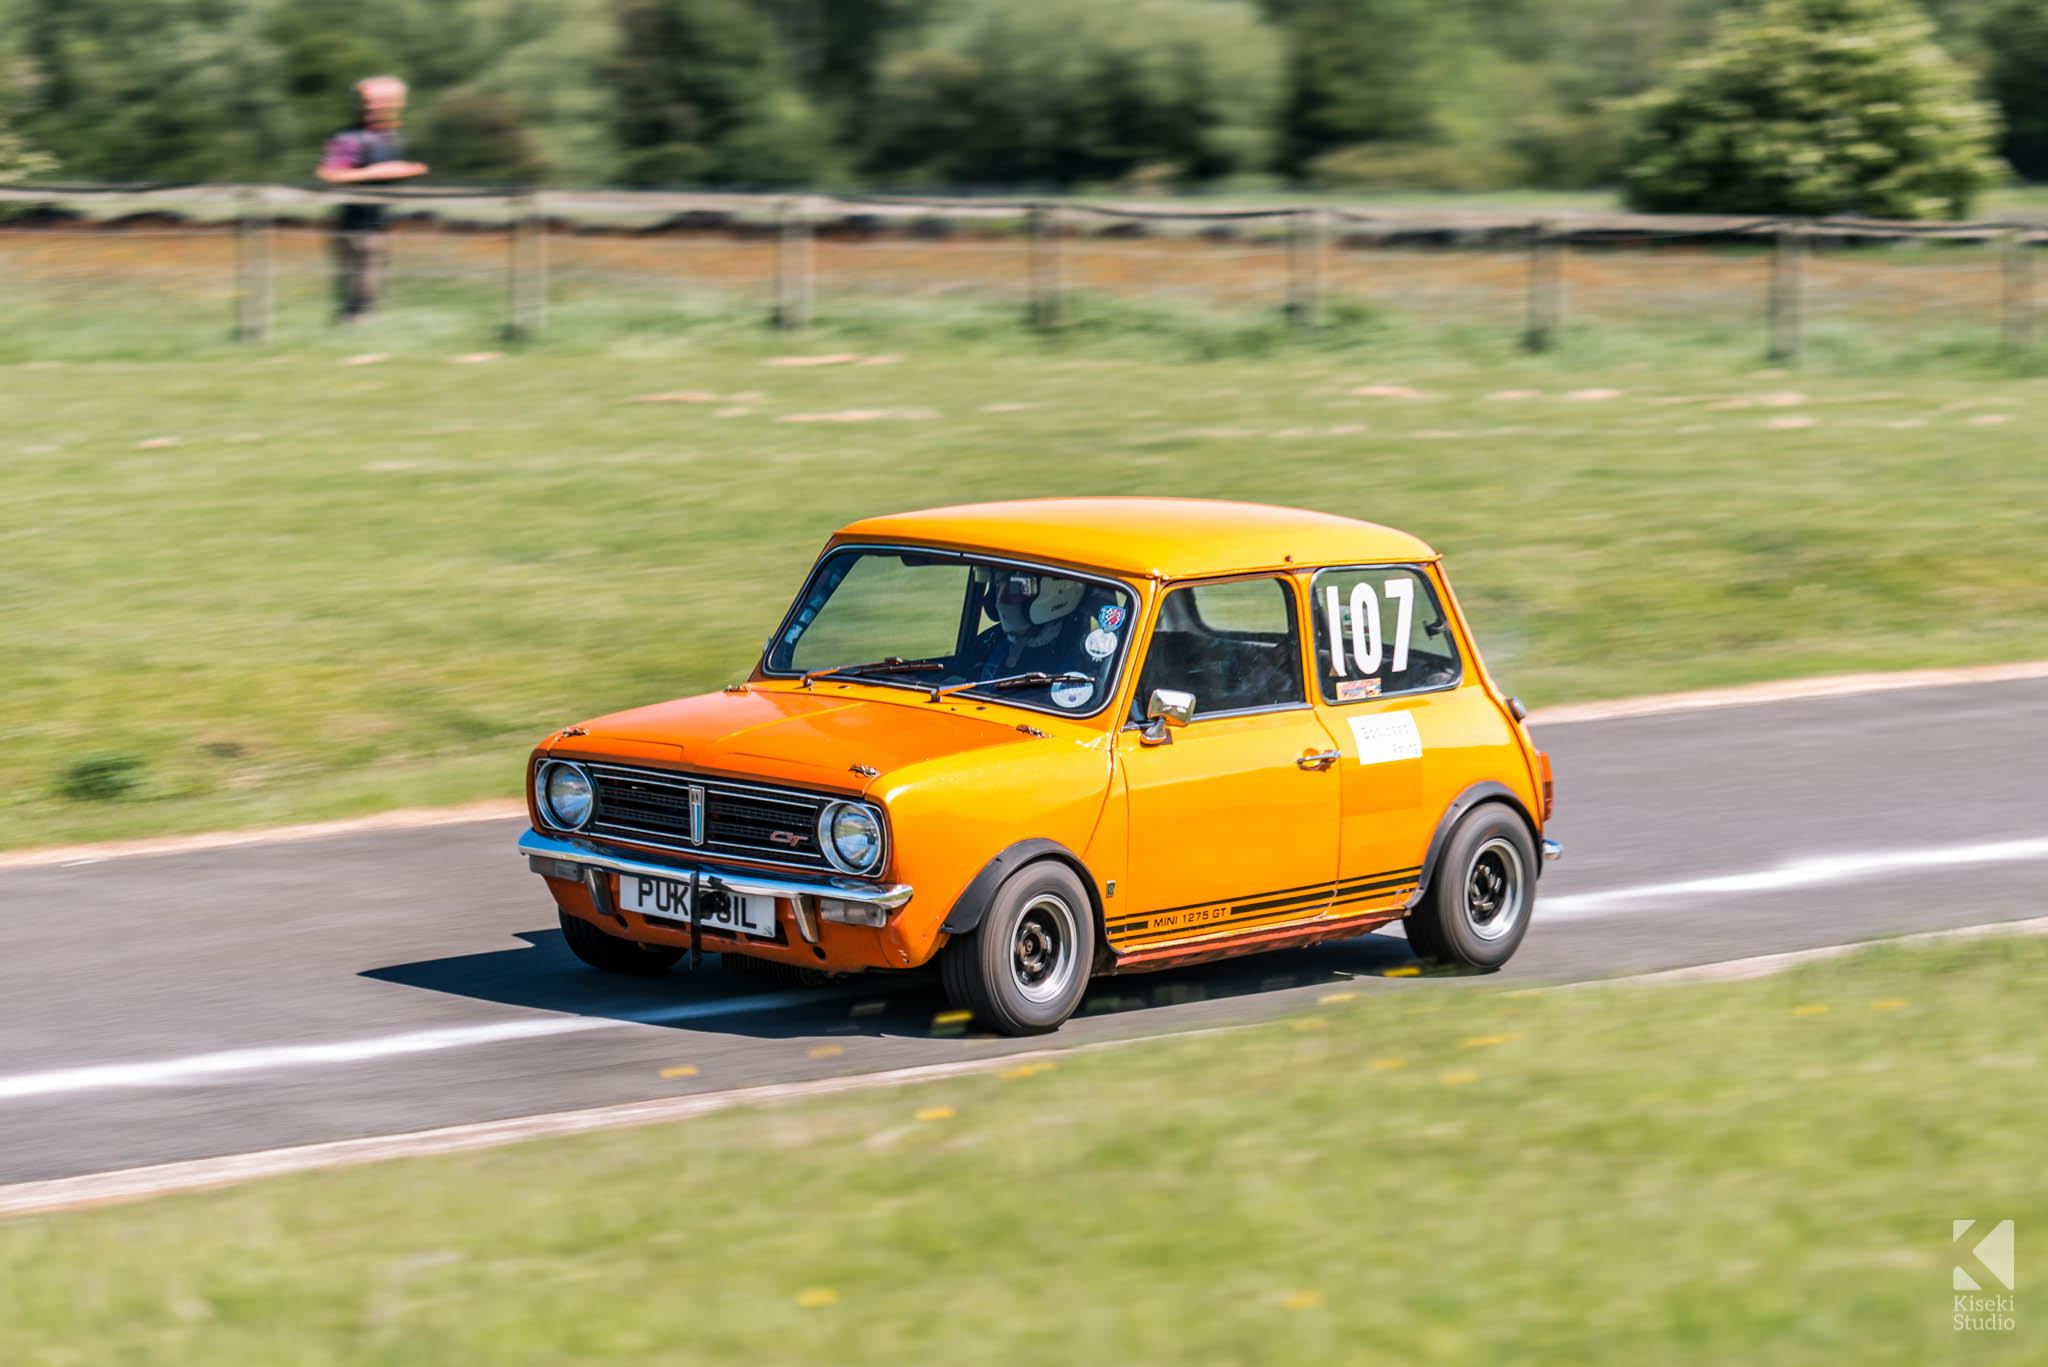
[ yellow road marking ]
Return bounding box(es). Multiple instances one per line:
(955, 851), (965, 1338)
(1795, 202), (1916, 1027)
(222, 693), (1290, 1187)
(915, 1106), (954, 1122)
(1317, 991), (1357, 1005)
(1385, 965), (1421, 978)
(659, 1065), (698, 1079)
(932, 1010), (972, 1026)
(807, 1045), (843, 1059)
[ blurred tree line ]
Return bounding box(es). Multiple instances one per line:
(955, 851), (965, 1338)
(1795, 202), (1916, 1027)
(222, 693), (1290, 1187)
(0, 0), (2041, 214)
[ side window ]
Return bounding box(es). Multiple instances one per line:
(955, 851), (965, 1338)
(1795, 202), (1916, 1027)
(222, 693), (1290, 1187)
(1131, 577), (1305, 721)
(1310, 565), (1462, 703)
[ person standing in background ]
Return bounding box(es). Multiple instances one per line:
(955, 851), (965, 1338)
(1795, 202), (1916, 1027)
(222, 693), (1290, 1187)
(316, 76), (429, 323)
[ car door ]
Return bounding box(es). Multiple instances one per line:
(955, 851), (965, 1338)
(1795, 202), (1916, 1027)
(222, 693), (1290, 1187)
(1109, 575), (1344, 952)
(1306, 562), (1467, 916)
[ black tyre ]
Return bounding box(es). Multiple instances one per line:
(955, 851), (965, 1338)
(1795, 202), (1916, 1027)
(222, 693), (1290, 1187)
(1405, 804), (1536, 970)
(558, 908), (685, 974)
(1401, 898), (1448, 962)
(939, 860), (1095, 1035)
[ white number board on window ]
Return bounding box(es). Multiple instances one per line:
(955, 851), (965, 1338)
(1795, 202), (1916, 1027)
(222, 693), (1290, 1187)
(1324, 578), (1414, 678)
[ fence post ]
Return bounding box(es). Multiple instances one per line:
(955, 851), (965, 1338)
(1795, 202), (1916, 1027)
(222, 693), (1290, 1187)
(1768, 219), (1804, 364)
(529, 192), (548, 337)
(1525, 219), (1562, 352)
(2003, 228), (2033, 354)
(774, 196), (814, 331)
(1028, 204), (1064, 329)
(504, 194), (522, 342)
(505, 191), (546, 343)
(235, 186), (273, 344)
(1287, 207), (1328, 329)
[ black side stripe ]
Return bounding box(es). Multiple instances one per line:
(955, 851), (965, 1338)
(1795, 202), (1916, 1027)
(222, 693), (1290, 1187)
(1328, 883), (1417, 912)
(1107, 867), (1421, 937)
(1137, 876), (1337, 920)
(1105, 866), (1420, 930)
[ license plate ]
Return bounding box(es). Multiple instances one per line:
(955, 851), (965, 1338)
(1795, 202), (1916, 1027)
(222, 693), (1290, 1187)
(615, 874), (778, 938)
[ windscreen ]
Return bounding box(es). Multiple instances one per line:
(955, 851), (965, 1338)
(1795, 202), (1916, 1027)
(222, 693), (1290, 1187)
(766, 549), (1137, 717)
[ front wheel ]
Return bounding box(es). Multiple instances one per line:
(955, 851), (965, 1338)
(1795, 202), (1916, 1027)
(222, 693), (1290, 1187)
(1404, 805), (1536, 970)
(939, 861), (1095, 1035)
(558, 908), (685, 974)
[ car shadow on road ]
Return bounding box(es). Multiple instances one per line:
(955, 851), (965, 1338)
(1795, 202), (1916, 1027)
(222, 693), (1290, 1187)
(362, 925), (1435, 1044)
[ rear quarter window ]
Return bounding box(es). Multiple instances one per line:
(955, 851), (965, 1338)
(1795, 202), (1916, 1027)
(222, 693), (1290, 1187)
(1309, 565), (1462, 703)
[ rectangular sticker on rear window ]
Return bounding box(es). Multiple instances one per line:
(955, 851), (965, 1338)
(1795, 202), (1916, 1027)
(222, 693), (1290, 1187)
(1348, 712), (1422, 766)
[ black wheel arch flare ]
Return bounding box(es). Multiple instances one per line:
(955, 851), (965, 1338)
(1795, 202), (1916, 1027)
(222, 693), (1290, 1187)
(941, 838), (1108, 962)
(1406, 781), (1543, 912)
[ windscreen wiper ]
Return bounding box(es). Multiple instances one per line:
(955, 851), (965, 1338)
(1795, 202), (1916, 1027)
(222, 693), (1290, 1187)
(926, 671), (1091, 703)
(799, 657), (945, 690)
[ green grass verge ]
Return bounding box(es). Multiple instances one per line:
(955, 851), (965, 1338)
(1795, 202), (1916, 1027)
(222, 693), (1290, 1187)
(4, 936), (2043, 1363)
(4, 279), (2047, 848)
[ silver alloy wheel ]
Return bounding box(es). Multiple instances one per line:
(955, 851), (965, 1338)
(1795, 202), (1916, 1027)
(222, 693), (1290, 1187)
(1011, 892), (1081, 1004)
(1462, 836), (1527, 942)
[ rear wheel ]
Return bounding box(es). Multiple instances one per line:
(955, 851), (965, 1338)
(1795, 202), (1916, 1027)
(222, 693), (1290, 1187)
(558, 908), (685, 974)
(1405, 805), (1535, 970)
(940, 861), (1094, 1035)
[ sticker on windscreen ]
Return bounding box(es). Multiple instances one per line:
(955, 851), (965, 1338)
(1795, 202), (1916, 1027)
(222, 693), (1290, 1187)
(1050, 679), (1095, 709)
(1083, 628), (1118, 660)
(1097, 605), (1125, 630)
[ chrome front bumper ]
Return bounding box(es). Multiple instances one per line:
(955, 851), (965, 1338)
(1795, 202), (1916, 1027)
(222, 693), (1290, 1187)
(518, 829), (914, 942)
(1542, 838), (1563, 862)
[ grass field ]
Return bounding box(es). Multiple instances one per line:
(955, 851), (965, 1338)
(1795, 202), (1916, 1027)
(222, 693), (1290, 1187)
(4, 263), (2047, 848)
(3, 934), (2042, 1363)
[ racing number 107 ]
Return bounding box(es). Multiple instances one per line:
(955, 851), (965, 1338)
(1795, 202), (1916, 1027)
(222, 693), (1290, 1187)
(1324, 577), (1414, 677)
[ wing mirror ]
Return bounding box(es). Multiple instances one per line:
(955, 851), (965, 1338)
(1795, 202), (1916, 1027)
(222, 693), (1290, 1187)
(1139, 688), (1195, 745)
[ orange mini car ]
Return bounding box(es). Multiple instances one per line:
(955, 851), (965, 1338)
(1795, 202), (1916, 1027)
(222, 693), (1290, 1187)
(520, 498), (1557, 1033)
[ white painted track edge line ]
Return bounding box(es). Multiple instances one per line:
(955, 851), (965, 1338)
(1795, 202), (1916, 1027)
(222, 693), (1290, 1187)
(9, 833), (2036, 1104)
(1538, 835), (2048, 920)
(0, 985), (860, 1104)
(4, 660), (2043, 869)
(6, 917), (2046, 1221)
(1525, 659), (2048, 727)
(0, 1029), (1234, 1222)
(0, 800), (526, 871)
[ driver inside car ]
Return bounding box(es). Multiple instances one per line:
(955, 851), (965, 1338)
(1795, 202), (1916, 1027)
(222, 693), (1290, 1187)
(968, 571), (1089, 680)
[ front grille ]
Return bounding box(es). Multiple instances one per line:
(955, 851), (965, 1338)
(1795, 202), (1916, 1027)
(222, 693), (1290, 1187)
(584, 763), (831, 870)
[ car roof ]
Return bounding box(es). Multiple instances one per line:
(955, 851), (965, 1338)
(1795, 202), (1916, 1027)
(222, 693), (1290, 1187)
(833, 498), (1437, 580)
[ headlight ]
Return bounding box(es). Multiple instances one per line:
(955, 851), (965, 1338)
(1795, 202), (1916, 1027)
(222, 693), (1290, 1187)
(537, 761), (595, 830)
(818, 801), (884, 875)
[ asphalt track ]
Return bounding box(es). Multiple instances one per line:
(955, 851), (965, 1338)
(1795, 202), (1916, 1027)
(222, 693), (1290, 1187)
(2, 675), (2043, 1190)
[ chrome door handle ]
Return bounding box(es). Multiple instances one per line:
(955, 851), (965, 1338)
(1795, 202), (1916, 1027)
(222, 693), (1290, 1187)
(1295, 750), (1340, 771)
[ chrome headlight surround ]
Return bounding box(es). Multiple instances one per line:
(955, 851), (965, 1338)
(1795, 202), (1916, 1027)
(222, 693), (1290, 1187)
(816, 800), (886, 877)
(535, 759), (597, 832)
